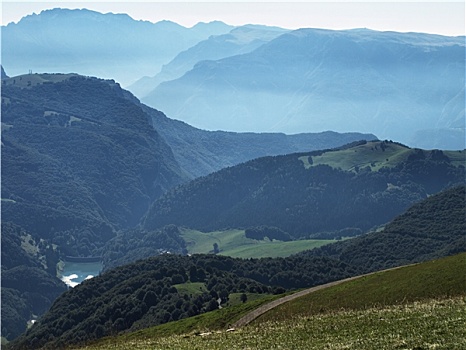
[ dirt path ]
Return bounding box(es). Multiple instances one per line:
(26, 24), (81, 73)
(233, 265), (412, 328)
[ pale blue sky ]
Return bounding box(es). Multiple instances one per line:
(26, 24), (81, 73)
(1, 1), (465, 36)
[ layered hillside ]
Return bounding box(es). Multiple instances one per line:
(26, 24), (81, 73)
(2, 73), (186, 250)
(11, 186), (466, 349)
(1, 74), (187, 341)
(302, 185), (466, 271)
(145, 105), (376, 178)
(129, 25), (288, 98)
(0, 72), (378, 342)
(143, 140), (465, 237)
(144, 28), (465, 149)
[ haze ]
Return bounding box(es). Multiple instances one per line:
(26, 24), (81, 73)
(2, 1), (465, 36)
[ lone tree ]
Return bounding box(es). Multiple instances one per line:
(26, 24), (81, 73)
(240, 293), (248, 303)
(213, 243), (220, 254)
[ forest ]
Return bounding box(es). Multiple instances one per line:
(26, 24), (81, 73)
(143, 141), (464, 238)
(9, 185), (465, 349)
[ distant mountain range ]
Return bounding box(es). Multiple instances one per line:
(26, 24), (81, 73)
(1, 8), (233, 86)
(143, 28), (465, 150)
(129, 25), (289, 98)
(2, 9), (463, 150)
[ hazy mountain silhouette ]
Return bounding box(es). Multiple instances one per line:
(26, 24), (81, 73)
(143, 28), (465, 150)
(1, 8), (233, 86)
(129, 25), (288, 98)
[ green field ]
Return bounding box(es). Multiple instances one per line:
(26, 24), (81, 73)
(173, 282), (207, 296)
(81, 297), (465, 350)
(300, 141), (412, 172)
(2, 73), (79, 88)
(256, 252), (466, 324)
(180, 228), (333, 258)
(299, 140), (465, 173)
(79, 253), (466, 350)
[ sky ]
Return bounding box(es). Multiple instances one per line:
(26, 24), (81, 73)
(1, 1), (465, 36)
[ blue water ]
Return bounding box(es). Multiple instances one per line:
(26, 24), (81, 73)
(59, 261), (103, 287)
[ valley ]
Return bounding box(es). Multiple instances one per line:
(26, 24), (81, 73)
(1, 6), (465, 349)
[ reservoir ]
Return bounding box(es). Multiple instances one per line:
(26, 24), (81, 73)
(59, 260), (103, 288)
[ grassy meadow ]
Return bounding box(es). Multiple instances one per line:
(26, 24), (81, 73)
(299, 140), (465, 172)
(81, 297), (465, 350)
(77, 253), (466, 350)
(180, 228), (333, 258)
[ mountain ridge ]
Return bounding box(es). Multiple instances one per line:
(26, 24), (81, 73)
(143, 140), (465, 236)
(143, 27), (465, 149)
(1, 8), (234, 86)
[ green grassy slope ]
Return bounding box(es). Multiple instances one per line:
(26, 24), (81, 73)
(181, 228), (333, 258)
(256, 252), (466, 324)
(300, 140), (465, 172)
(77, 253), (466, 350)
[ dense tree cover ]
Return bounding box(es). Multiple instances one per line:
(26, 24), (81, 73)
(9, 253), (358, 349)
(302, 185), (466, 272)
(143, 141), (465, 237)
(9, 185), (465, 349)
(2, 76), (186, 236)
(245, 226), (292, 241)
(100, 225), (188, 270)
(1, 74), (374, 341)
(145, 105), (376, 178)
(1, 222), (67, 340)
(1, 75), (187, 341)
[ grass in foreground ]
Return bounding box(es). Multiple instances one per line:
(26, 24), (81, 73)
(79, 297), (466, 350)
(256, 252), (466, 324)
(79, 293), (283, 350)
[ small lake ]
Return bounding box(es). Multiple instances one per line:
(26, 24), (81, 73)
(59, 261), (103, 288)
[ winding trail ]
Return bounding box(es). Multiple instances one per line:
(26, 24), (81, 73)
(233, 264), (413, 328)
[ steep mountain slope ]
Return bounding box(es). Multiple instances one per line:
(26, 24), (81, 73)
(144, 28), (465, 149)
(11, 186), (466, 349)
(80, 253), (466, 350)
(143, 140), (465, 237)
(0, 72), (376, 342)
(302, 185), (466, 271)
(2, 73), (187, 252)
(1, 74), (187, 341)
(145, 105), (376, 178)
(1, 65), (8, 79)
(129, 25), (288, 98)
(1, 8), (233, 86)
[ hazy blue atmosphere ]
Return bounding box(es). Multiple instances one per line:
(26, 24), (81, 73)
(1, 3), (465, 347)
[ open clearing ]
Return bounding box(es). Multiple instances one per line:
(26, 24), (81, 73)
(180, 228), (333, 258)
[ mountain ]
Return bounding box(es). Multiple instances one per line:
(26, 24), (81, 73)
(143, 140), (465, 237)
(129, 25), (289, 98)
(74, 252), (466, 350)
(145, 105), (377, 178)
(1, 73), (188, 341)
(10, 186), (465, 349)
(1, 73), (187, 252)
(9, 253), (358, 349)
(0, 72), (376, 342)
(1, 65), (8, 79)
(143, 28), (465, 150)
(1, 8), (233, 86)
(302, 185), (466, 271)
